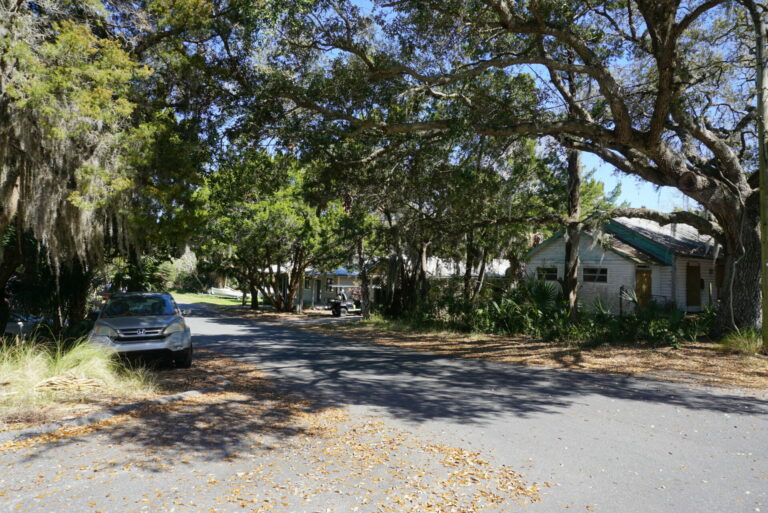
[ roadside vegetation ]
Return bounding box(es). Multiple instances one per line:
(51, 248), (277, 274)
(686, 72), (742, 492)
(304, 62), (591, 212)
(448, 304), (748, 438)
(346, 277), (714, 349)
(0, 338), (156, 428)
(719, 330), (766, 356)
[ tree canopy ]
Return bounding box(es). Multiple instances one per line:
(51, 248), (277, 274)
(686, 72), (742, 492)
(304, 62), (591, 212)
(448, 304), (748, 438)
(1, 0), (766, 333)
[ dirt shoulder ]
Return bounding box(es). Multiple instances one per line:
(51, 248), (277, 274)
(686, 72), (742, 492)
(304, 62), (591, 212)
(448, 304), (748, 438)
(300, 320), (768, 391)
(0, 349), (253, 432)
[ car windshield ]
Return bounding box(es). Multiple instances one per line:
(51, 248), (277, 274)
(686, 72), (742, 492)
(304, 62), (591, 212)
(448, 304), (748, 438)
(102, 296), (176, 317)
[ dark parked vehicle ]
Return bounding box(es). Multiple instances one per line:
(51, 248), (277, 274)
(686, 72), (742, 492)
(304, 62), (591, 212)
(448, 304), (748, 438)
(328, 286), (361, 317)
(3, 313), (40, 336)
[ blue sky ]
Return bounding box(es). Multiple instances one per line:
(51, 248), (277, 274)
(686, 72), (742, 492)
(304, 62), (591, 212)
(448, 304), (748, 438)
(584, 153), (690, 211)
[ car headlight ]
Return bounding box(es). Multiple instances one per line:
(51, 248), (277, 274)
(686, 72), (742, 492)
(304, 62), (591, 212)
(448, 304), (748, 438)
(91, 325), (117, 338)
(164, 322), (185, 334)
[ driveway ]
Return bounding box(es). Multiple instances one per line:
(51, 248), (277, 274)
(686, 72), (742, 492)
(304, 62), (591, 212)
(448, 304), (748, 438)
(2, 306), (767, 512)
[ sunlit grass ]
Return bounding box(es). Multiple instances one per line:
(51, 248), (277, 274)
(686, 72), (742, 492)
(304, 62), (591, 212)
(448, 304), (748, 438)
(719, 330), (765, 355)
(170, 291), (245, 307)
(356, 313), (464, 336)
(0, 338), (155, 425)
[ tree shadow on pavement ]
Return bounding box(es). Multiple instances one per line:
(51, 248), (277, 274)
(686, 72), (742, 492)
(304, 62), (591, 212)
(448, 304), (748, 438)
(193, 315), (768, 425)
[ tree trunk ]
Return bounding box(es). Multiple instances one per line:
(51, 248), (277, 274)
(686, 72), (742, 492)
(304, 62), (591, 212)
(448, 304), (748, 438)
(64, 260), (91, 335)
(417, 241), (431, 303)
(716, 208), (762, 333)
(463, 232), (475, 306)
(356, 237), (371, 320)
(384, 255), (398, 312)
(564, 150), (581, 320)
(471, 247), (488, 304)
(249, 282), (259, 310)
(294, 271), (304, 313)
(0, 246), (21, 332)
(743, 0), (768, 347)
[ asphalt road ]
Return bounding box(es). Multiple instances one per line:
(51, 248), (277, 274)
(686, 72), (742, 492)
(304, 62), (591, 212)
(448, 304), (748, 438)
(2, 306), (767, 513)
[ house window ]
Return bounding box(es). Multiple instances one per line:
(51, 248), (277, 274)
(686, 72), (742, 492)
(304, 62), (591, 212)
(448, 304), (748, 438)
(304, 277), (312, 290)
(536, 267), (558, 281)
(583, 267), (608, 283)
(326, 278), (334, 291)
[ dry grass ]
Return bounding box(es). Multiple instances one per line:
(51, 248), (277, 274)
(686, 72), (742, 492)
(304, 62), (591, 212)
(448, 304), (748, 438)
(0, 339), (157, 429)
(0, 347), (276, 432)
(306, 321), (768, 390)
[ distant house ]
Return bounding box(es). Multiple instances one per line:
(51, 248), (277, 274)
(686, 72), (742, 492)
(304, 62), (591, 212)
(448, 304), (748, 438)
(423, 257), (511, 279)
(301, 268), (360, 308)
(525, 217), (724, 313)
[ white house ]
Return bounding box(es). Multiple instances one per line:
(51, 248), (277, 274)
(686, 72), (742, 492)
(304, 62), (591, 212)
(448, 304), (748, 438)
(525, 217), (724, 313)
(423, 257), (511, 279)
(301, 268), (361, 308)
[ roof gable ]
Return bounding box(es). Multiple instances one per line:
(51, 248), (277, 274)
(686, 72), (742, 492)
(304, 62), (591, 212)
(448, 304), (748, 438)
(608, 218), (721, 259)
(605, 220), (675, 265)
(526, 230), (663, 265)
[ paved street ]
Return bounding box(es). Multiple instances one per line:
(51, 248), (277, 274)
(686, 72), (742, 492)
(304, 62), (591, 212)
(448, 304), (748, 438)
(2, 306), (767, 512)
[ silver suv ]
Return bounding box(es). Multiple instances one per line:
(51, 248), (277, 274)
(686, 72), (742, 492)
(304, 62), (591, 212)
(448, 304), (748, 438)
(88, 292), (193, 368)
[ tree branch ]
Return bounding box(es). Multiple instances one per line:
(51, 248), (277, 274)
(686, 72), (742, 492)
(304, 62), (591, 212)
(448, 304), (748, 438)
(610, 207), (724, 242)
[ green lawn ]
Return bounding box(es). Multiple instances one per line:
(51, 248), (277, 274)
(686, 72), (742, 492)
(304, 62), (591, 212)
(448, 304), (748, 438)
(170, 292), (245, 307)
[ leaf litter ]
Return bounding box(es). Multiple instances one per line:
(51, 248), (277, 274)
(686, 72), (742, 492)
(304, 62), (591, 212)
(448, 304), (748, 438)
(0, 352), (542, 512)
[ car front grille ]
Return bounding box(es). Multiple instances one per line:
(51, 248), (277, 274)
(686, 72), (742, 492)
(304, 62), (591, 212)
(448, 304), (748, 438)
(116, 327), (166, 343)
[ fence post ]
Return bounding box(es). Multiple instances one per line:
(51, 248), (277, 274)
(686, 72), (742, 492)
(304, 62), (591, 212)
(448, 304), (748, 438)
(619, 285), (624, 317)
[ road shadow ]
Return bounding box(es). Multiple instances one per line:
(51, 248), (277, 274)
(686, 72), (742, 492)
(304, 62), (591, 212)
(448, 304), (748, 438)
(191, 315), (768, 425)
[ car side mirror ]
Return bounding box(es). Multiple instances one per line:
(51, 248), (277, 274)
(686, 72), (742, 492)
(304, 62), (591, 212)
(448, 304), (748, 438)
(182, 309), (192, 316)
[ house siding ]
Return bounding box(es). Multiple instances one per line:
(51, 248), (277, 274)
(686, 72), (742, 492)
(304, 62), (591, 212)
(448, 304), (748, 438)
(652, 265), (673, 303)
(526, 233), (648, 313)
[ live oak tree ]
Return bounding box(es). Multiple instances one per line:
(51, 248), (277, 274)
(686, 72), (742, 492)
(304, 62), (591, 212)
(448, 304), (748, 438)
(247, 0), (767, 331)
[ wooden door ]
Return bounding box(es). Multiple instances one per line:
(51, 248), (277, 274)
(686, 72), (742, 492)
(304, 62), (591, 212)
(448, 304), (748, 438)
(636, 268), (652, 308)
(686, 264), (701, 307)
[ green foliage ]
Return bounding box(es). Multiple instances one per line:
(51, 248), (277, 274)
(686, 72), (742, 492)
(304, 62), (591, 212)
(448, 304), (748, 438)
(6, 19), (144, 134)
(199, 149), (344, 310)
(467, 282), (713, 348)
(470, 278), (567, 338)
(110, 255), (170, 292)
(719, 330), (765, 355)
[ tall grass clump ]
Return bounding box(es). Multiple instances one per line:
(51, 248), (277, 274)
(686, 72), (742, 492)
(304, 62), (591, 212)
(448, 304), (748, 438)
(719, 330), (765, 355)
(0, 337), (155, 423)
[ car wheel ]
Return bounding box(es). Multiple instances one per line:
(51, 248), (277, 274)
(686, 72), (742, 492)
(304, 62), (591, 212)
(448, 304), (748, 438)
(339, 307), (348, 317)
(173, 346), (193, 369)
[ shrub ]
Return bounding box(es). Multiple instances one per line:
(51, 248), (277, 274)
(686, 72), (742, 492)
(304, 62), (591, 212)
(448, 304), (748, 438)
(468, 282), (714, 348)
(719, 330), (764, 355)
(469, 278), (567, 338)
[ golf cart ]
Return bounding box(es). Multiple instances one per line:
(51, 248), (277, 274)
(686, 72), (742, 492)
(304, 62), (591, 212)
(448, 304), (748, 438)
(328, 285), (361, 317)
